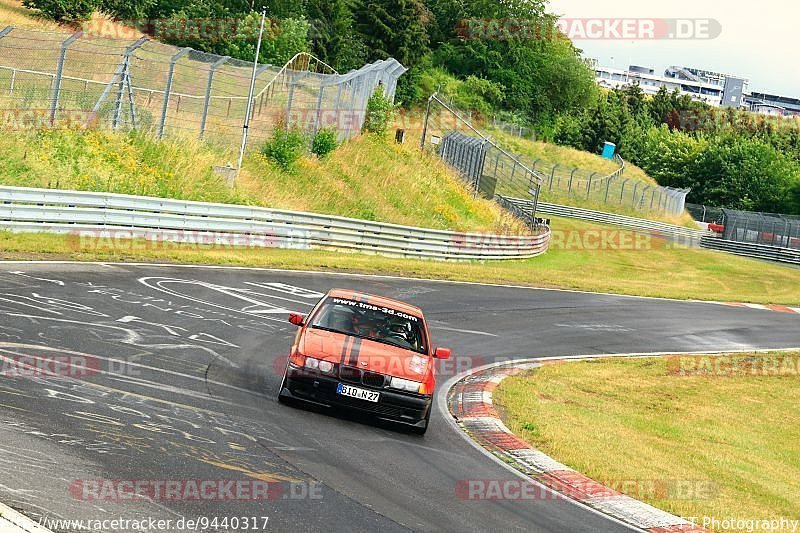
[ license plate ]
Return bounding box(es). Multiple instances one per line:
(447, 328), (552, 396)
(337, 383), (380, 403)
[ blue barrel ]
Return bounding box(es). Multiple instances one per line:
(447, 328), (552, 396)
(601, 142), (616, 159)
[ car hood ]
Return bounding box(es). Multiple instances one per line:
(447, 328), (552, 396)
(300, 327), (430, 380)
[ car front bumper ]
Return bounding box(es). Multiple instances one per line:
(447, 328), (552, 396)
(279, 364), (431, 428)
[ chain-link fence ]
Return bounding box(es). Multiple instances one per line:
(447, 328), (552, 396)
(490, 116), (535, 140)
(421, 93), (688, 218)
(720, 208), (800, 249)
(686, 203), (724, 224)
(0, 26), (406, 150)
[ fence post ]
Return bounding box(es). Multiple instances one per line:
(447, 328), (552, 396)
(650, 188), (657, 209)
(619, 179), (629, 203)
(313, 84), (326, 134)
(86, 37), (147, 129)
(158, 47), (191, 139)
(344, 79), (358, 138)
(50, 30), (82, 127)
(549, 164), (557, 190)
(585, 173), (595, 199)
(332, 81), (343, 134)
(604, 176), (613, 203)
(631, 182), (640, 206)
(0, 27), (14, 95)
(568, 168), (577, 193)
(199, 56), (228, 140)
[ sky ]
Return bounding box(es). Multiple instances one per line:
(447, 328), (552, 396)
(546, 0), (799, 96)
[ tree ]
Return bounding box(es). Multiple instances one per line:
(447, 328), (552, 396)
(354, 0), (430, 66)
(648, 86), (672, 125)
(307, 0), (366, 71)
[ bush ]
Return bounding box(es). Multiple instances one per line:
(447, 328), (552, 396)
(311, 128), (339, 158)
(363, 86), (396, 136)
(261, 124), (308, 170)
(23, 0), (96, 21)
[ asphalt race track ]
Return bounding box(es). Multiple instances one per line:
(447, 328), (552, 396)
(0, 262), (798, 533)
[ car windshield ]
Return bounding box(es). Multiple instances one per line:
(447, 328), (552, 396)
(309, 297), (428, 354)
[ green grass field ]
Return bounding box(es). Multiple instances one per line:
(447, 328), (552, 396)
(494, 354), (800, 532)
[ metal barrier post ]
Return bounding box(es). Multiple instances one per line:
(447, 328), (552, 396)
(568, 168), (577, 193)
(619, 179), (629, 203)
(87, 37), (147, 129)
(199, 56), (229, 139)
(549, 165), (557, 190)
(604, 176), (613, 203)
(158, 47), (191, 139)
(587, 172), (596, 199)
(50, 30), (82, 126)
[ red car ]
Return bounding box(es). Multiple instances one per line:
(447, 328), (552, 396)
(277, 289), (451, 434)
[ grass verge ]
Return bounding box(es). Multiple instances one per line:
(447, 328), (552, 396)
(2, 214), (800, 305)
(494, 353), (800, 532)
(0, 129), (523, 233)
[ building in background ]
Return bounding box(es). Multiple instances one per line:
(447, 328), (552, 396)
(592, 61), (800, 116)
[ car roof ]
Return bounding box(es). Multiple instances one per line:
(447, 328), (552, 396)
(326, 288), (424, 317)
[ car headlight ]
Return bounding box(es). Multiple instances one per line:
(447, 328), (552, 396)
(304, 357), (336, 375)
(389, 376), (422, 393)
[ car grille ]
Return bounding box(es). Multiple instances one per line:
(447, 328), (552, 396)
(339, 366), (387, 388)
(362, 371), (386, 388)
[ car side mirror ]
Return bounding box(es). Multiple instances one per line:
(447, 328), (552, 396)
(288, 313), (305, 327)
(434, 347), (451, 360)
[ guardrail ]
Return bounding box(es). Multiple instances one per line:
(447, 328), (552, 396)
(497, 196), (705, 244)
(0, 186), (550, 261)
(699, 236), (800, 265)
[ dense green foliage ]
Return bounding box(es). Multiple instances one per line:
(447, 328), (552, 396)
(261, 124), (308, 170)
(363, 86), (397, 136)
(548, 85), (800, 214)
(311, 127), (339, 158)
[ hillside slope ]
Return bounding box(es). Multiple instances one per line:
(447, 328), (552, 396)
(0, 129), (526, 233)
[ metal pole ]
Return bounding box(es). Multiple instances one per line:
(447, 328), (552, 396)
(568, 168), (577, 193)
(125, 70), (136, 129)
(587, 173), (596, 199)
(86, 37), (147, 128)
(112, 55), (128, 130)
(158, 47), (191, 138)
(236, 8), (267, 175)
(420, 91), (436, 149)
(313, 84), (325, 134)
(531, 184), (540, 226)
(50, 30), (82, 127)
(604, 176), (613, 203)
(199, 56), (228, 139)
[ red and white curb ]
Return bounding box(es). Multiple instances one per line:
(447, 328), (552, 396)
(0, 502), (53, 533)
(447, 362), (710, 533)
(708, 301), (800, 315)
